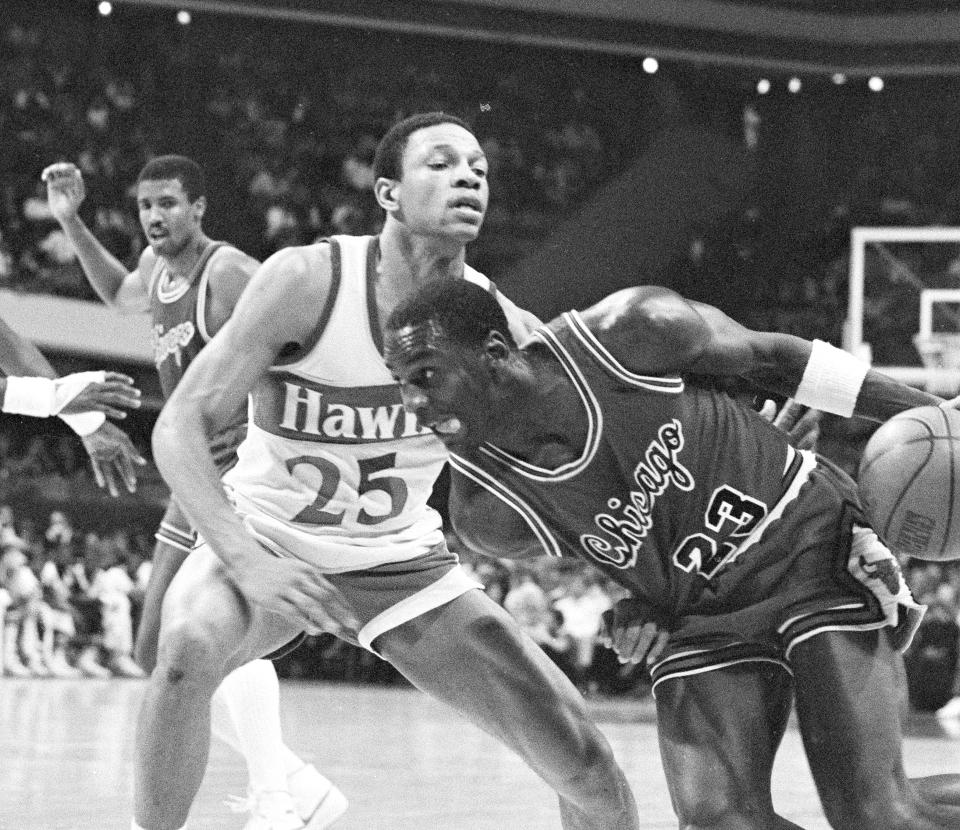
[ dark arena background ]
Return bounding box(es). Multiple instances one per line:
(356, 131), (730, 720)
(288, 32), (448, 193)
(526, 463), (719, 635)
(1, 1), (960, 828)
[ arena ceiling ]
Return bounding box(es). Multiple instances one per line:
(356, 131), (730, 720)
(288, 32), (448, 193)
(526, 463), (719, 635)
(121, 0), (960, 75)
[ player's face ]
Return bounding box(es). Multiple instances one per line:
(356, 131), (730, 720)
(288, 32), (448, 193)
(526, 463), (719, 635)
(136, 178), (203, 257)
(394, 124), (489, 243)
(386, 329), (493, 449)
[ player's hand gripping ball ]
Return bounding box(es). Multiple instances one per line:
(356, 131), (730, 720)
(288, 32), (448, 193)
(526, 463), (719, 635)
(858, 405), (960, 561)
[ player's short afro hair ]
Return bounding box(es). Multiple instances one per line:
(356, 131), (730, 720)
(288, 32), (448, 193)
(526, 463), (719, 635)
(137, 155), (206, 202)
(386, 279), (516, 350)
(373, 112), (474, 182)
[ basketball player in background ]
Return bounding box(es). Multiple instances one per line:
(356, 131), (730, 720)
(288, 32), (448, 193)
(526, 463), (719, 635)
(384, 278), (960, 830)
(43, 156), (346, 830)
(0, 313), (143, 494)
(142, 112), (639, 830)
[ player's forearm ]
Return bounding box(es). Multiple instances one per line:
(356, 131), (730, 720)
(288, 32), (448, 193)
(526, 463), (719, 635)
(852, 370), (942, 422)
(752, 338), (943, 421)
(152, 405), (260, 574)
(0, 318), (57, 377)
(57, 215), (131, 306)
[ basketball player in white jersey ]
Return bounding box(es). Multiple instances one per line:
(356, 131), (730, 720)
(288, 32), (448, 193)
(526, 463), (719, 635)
(140, 112), (639, 830)
(43, 157), (346, 830)
(0, 314), (143, 494)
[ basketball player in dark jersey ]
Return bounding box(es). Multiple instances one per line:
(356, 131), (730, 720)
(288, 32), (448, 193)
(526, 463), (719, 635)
(0, 314), (143, 494)
(43, 156), (346, 830)
(384, 278), (960, 830)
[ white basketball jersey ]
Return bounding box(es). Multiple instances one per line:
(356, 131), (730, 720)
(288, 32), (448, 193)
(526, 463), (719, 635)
(222, 235), (528, 572)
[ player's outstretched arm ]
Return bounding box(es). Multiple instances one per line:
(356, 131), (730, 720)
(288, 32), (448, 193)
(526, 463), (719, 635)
(0, 314), (60, 378)
(152, 246), (358, 635)
(55, 371), (141, 418)
(0, 314), (141, 418)
(585, 286), (944, 423)
(1, 371), (140, 420)
(448, 467), (546, 560)
(41, 162), (149, 311)
(0, 312), (144, 494)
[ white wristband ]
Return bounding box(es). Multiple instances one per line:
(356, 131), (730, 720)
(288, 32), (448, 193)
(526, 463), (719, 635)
(58, 411), (106, 437)
(1, 376), (56, 417)
(793, 339), (869, 418)
(52, 371), (106, 414)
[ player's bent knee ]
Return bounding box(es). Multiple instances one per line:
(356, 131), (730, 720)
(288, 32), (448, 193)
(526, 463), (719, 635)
(154, 618), (231, 687)
(673, 783), (771, 830)
(820, 791), (915, 830)
(551, 736), (626, 809)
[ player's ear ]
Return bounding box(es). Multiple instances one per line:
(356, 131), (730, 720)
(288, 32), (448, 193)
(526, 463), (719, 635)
(374, 177), (400, 213)
(192, 195), (207, 222)
(484, 331), (511, 361)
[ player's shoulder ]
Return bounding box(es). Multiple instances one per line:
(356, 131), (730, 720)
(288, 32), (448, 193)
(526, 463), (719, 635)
(572, 285), (705, 373)
(259, 240), (332, 279)
(213, 243), (259, 269)
(206, 244), (259, 278)
(246, 243), (336, 310)
(580, 285), (688, 334)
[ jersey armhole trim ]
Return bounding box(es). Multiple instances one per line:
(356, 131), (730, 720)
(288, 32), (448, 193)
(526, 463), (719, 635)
(273, 239), (341, 366)
(565, 310), (684, 393)
(367, 236), (384, 354)
(450, 453), (563, 558)
(195, 242), (231, 342)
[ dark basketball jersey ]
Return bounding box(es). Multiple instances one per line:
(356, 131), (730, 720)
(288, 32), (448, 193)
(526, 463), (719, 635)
(148, 241), (246, 467)
(451, 310), (826, 623)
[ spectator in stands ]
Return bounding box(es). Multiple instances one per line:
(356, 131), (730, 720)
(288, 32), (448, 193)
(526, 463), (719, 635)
(37, 535), (81, 677)
(63, 532), (112, 678)
(0, 543), (45, 676)
(551, 573), (614, 686)
(86, 534), (143, 678)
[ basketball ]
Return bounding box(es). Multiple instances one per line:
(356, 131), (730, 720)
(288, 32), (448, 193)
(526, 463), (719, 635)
(858, 405), (960, 561)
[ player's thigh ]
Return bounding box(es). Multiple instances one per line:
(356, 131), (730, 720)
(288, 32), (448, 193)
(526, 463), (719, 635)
(791, 627), (911, 806)
(158, 544), (301, 673)
(655, 663), (792, 817)
(375, 588), (598, 770)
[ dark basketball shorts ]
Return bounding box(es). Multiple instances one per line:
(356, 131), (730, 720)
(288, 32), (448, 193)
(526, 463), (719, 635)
(647, 461), (926, 694)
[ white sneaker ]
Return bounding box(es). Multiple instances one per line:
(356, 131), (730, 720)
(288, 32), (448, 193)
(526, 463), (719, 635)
(77, 649), (111, 678)
(288, 765), (348, 830)
(3, 655), (32, 678)
(227, 790), (304, 830)
(109, 654), (146, 678)
(46, 652), (81, 678)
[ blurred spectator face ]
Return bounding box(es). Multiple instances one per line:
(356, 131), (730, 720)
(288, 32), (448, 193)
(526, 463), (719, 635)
(392, 123), (488, 243)
(136, 178), (205, 258)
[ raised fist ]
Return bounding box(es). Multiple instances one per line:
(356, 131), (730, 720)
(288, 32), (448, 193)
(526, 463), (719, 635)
(41, 162), (86, 223)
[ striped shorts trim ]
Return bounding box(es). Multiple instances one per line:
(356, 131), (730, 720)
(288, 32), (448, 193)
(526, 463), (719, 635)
(155, 520), (195, 553)
(650, 642), (792, 694)
(356, 566), (481, 652)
